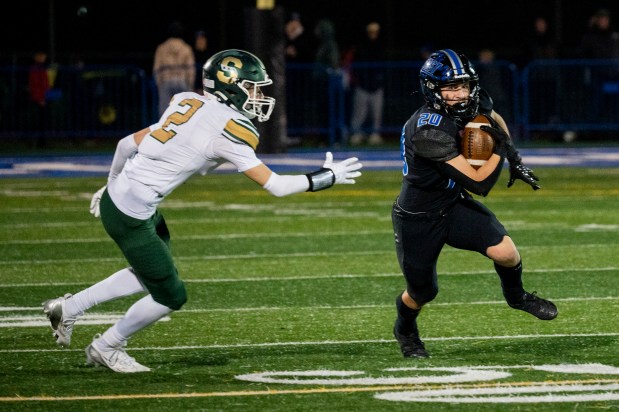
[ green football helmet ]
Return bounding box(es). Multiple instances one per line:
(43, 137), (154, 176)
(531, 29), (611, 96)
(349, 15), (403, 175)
(202, 49), (275, 122)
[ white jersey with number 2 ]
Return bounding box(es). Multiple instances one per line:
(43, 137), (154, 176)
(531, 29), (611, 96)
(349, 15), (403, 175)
(108, 92), (263, 219)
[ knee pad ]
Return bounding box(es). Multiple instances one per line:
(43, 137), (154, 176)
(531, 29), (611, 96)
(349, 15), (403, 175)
(408, 284), (438, 306)
(165, 280), (187, 310)
(149, 278), (187, 311)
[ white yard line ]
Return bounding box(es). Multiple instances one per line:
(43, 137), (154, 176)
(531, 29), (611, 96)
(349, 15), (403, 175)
(0, 244), (615, 266)
(3, 295), (617, 313)
(0, 266), (616, 287)
(0, 332), (618, 354)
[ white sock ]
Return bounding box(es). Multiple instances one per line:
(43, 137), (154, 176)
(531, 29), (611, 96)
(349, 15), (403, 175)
(98, 295), (173, 348)
(65, 267), (146, 317)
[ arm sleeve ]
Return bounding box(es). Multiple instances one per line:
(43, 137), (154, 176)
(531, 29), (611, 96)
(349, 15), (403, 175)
(262, 172), (310, 197)
(436, 159), (504, 197)
(108, 134), (139, 182)
(413, 128), (459, 162)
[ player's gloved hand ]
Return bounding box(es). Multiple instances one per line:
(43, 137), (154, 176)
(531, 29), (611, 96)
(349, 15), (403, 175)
(306, 152), (363, 191)
(89, 185), (107, 218)
(483, 116), (521, 163)
(508, 161), (541, 190)
(482, 116), (539, 190)
(322, 151), (362, 184)
(480, 124), (508, 155)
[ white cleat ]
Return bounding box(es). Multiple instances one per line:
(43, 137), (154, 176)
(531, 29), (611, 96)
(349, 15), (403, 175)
(85, 334), (151, 373)
(42, 293), (76, 347)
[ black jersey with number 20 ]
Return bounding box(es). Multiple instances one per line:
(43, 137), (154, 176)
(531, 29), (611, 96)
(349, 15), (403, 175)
(397, 90), (494, 214)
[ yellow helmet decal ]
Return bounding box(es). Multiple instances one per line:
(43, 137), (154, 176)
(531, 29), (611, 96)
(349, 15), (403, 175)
(217, 56), (243, 84)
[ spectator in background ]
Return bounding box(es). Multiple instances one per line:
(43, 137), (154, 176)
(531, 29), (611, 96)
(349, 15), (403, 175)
(476, 49), (509, 121)
(28, 51), (50, 147)
(284, 12), (313, 147)
(314, 19), (340, 70)
(578, 9), (619, 139)
(579, 8), (619, 59)
(285, 12), (313, 63)
(527, 17), (560, 61)
(193, 29), (211, 93)
(526, 17), (562, 141)
(29, 51), (49, 108)
(153, 21), (195, 116)
(349, 22), (385, 146)
(310, 19), (340, 146)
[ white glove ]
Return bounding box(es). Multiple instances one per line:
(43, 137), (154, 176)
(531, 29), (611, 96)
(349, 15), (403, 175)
(89, 185), (107, 218)
(322, 152), (362, 184)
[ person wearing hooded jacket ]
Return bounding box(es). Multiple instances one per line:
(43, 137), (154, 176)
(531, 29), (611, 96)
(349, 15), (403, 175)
(153, 21), (196, 116)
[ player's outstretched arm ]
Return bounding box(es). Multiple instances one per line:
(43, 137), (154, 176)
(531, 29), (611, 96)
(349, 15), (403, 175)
(245, 152), (363, 197)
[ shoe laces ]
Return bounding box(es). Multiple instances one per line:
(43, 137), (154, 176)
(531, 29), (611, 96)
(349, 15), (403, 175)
(398, 332), (424, 347)
(106, 342), (138, 367)
(524, 291), (550, 304)
(404, 336), (424, 348)
(523, 291), (538, 300)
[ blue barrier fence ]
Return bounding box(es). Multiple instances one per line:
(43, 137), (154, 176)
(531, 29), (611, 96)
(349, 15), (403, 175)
(1, 59), (617, 145)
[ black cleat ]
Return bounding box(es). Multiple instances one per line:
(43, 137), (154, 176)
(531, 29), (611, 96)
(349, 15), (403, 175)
(508, 291), (558, 320)
(393, 326), (429, 358)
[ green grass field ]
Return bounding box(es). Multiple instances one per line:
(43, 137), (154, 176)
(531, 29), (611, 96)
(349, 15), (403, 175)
(0, 167), (618, 411)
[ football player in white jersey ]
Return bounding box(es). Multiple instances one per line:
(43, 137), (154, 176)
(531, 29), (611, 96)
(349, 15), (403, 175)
(42, 49), (362, 373)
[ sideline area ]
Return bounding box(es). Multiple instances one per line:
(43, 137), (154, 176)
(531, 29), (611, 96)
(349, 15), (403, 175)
(1, 147), (619, 178)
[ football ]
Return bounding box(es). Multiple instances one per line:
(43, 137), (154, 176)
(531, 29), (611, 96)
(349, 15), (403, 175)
(461, 114), (495, 169)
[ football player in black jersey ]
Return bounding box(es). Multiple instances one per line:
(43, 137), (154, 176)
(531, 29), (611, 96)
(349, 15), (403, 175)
(392, 49), (557, 358)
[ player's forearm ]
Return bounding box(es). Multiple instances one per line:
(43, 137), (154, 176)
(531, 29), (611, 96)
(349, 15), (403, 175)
(262, 172), (309, 197)
(438, 158), (504, 196)
(108, 134), (139, 182)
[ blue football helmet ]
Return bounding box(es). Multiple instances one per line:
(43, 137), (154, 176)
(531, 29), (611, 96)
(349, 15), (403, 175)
(419, 49), (480, 123)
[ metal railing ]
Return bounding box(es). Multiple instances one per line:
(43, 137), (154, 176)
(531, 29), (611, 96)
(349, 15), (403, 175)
(522, 59), (619, 137)
(1, 60), (617, 145)
(0, 65), (150, 140)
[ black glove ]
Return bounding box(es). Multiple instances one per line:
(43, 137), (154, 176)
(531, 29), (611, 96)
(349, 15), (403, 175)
(481, 122), (541, 190)
(482, 116), (520, 163)
(508, 161), (541, 190)
(480, 124), (508, 155)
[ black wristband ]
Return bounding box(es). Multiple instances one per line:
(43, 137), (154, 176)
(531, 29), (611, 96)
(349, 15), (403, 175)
(306, 168), (335, 191)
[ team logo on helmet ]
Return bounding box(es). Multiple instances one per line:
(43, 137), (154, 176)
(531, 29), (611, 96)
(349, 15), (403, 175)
(217, 57), (243, 84)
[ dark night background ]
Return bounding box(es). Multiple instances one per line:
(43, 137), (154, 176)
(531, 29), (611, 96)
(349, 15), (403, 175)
(3, 0), (619, 71)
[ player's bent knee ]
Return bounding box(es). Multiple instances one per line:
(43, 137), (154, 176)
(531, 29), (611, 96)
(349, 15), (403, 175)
(487, 237), (520, 266)
(489, 249), (520, 267)
(152, 280), (187, 310)
(409, 285), (438, 306)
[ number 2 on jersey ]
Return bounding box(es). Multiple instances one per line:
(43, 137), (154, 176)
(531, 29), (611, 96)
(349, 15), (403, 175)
(150, 98), (205, 143)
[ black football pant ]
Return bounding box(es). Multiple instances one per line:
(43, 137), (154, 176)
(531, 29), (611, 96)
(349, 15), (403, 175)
(392, 194), (508, 305)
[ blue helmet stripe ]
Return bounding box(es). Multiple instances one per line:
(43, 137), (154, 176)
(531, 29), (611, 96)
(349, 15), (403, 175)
(442, 49), (464, 76)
